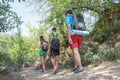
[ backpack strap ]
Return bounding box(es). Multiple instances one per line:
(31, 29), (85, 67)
(52, 32), (54, 37)
(73, 14), (77, 29)
(52, 32), (58, 37)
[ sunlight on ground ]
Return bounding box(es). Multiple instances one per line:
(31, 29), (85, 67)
(39, 73), (50, 78)
(16, 60), (120, 80)
(57, 70), (67, 74)
(66, 72), (74, 76)
(48, 75), (63, 80)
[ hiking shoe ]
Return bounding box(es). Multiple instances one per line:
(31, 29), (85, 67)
(73, 67), (77, 71)
(53, 69), (58, 74)
(41, 70), (46, 73)
(74, 68), (84, 73)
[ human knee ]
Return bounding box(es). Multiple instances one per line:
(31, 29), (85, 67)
(41, 61), (45, 64)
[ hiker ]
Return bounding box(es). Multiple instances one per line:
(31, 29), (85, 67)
(49, 27), (60, 74)
(38, 36), (48, 73)
(65, 10), (84, 73)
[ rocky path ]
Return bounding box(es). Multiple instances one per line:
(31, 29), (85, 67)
(0, 60), (120, 80)
(20, 60), (120, 80)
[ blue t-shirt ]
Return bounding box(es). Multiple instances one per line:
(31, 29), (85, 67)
(65, 15), (74, 30)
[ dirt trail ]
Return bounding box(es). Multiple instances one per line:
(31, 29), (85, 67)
(0, 60), (120, 80)
(21, 60), (120, 80)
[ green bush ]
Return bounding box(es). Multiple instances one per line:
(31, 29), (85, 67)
(0, 52), (13, 65)
(81, 44), (120, 66)
(81, 51), (100, 66)
(102, 46), (120, 61)
(91, 23), (120, 43)
(64, 44), (120, 67)
(65, 58), (74, 68)
(92, 55), (101, 64)
(82, 51), (94, 66)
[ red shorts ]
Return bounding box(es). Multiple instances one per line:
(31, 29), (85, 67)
(70, 35), (83, 49)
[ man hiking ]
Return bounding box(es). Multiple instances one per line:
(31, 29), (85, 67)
(65, 10), (84, 73)
(49, 27), (60, 74)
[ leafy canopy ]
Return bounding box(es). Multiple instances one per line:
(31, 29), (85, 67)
(36, 0), (120, 43)
(0, 0), (24, 32)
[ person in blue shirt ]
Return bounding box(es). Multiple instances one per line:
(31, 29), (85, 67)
(65, 10), (84, 73)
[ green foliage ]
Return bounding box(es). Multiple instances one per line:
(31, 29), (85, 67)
(0, 1), (22, 32)
(82, 44), (120, 66)
(91, 2), (120, 43)
(10, 28), (38, 65)
(35, 0), (120, 45)
(91, 22), (120, 43)
(99, 46), (120, 61)
(81, 51), (100, 66)
(1, 0), (25, 3)
(33, 0), (120, 68)
(0, 25), (39, 66)
(0, 35), (13, 65)
(65, 58), (74, 68)
(1, 0), (120, 68)
(64, 43), (120, 67)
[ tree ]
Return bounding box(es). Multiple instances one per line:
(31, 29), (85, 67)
(35, 0), (120, 44)
(0, 34), (13, 64)
(0, 25), (39, 65)
(0, 0), (23, 32)
(91, 2), (120, 43)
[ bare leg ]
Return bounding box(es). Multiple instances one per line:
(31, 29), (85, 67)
(73, 48), (83, 70)
(41, 56), (45, 70)
(52, 56), (59, 74)
(50, 56), (56, 71)
(55, 56), (58, 70)
(72, 50), (77, 69)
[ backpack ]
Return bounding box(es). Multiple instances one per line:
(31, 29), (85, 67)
(73, 14), (86, 31)
(42, 41), (48, 51)
(51, 33), (60, 50)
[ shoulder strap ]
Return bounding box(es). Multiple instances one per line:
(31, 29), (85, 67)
(52, 32), (54, 37)
(44, 41), (48, 44)
(52, 32), (58, 37)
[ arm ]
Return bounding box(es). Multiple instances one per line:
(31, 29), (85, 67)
(67, 24), (72, 44)
(48, 34), (51, 47)
(67, 24), (71, 39)
(38, 41), (41, 49)
(65, 16), (72, 44)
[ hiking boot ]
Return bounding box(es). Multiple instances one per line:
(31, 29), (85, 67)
(41, 70), (46, 73)
(74, 68), (84, 73)
(73, 67), (77, 71)
(53, 69), (58, 74)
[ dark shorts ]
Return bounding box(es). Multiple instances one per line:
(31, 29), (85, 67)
(49, 47), (60, 56)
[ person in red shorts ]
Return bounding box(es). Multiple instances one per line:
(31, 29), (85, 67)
(65, 10), (84, 73)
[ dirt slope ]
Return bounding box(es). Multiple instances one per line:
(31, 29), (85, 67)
(0, 60), (120, 80)
(21, 60), (120, 80)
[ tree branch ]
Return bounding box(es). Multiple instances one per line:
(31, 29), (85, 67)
(72, 6), (100, 15)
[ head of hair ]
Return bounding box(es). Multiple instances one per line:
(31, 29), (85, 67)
(65, 10), (73, 15)
(40, 36), (44, 41)
(52, 27), (56, 31)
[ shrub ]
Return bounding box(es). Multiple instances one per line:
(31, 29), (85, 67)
(82, 51), (94, 66)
